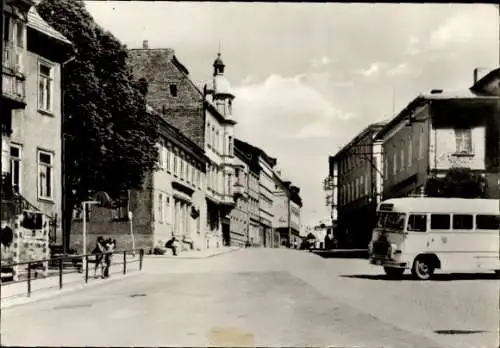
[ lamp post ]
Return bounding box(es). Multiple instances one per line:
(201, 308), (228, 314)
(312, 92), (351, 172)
(81, 200), (98, 274)
(128, 210), (135, 255)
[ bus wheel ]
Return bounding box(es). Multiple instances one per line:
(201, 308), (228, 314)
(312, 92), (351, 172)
(384, 267), (404, 279)
(411, 257), (435, 280)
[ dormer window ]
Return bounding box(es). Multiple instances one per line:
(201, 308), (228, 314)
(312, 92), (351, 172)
(169, 84), (177, 97)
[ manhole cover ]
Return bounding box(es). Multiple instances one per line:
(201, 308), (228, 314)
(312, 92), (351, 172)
(129, 293), (147, 298)
(54, 303), (93, 310)
(434, 330), (487, 335)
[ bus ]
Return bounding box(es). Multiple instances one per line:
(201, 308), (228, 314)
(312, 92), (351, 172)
(368, 197), (499, 280)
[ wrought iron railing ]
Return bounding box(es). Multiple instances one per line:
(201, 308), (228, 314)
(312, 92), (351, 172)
(0, 248), (145, 298)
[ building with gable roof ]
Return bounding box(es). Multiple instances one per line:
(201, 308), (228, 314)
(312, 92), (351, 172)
(128, 42), (238, 249)
(1, 1), (72, 244)
(375, 68), (500, 200)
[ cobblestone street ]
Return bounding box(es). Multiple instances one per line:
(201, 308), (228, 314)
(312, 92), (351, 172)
(2, 249), (498, 347)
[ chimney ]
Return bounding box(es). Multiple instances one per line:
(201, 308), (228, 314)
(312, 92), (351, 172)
(473, 68), (479, 83)
(430, 89), (443, 94)
(142, 40), (149, 49)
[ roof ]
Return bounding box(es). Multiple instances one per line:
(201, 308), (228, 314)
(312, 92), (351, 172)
(332, 122), (386, 160)
(146, 105), (206, 163)
(470, 67), (500, 94)
(234, 138), (277, 168)
(374, 90), (499, 141)
(380, 197), (499, 214)
(28, 7), (71, 45)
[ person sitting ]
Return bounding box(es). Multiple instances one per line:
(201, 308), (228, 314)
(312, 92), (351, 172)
(165, 236), (178, 256)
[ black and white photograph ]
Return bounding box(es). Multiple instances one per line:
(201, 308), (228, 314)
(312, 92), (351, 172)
(1, 0), (499, 347)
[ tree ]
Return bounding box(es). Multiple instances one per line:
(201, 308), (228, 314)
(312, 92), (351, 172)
(426, 167), (486, 198)
(37, 0), (159, 251)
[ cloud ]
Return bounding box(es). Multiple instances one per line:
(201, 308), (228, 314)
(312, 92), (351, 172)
(232, 74), (355, 140)
(429, 6), (498, 49)
(406, 37), (420, 56)
(353, 62), (387, 77)
(387, 62), (417, 77)
(311, 56), (335, 68)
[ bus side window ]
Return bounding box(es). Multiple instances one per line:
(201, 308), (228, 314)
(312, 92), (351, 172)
(452, 215), (473, 230)
(407, 214), (427, 232)
(476, 215), (500, 230)
(430, 214), (450, 230)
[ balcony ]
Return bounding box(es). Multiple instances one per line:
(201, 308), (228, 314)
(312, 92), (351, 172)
(233, 181), (246, 199)
(2, 41), (26, 107)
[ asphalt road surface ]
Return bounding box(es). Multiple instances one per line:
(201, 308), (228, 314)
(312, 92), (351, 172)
(2, 248), (498, 347)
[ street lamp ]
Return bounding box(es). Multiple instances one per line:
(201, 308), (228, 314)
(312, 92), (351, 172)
(81, 200), (99, 274)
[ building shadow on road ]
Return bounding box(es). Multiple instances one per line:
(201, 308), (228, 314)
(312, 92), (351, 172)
(311, 250), (369, 259)
(340, 273), (499, 282)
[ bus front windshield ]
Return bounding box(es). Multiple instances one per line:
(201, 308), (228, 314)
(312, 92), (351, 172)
(376, 212), (406, 231)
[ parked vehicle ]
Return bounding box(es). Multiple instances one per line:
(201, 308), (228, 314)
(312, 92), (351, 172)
(369, 197), (500, 280)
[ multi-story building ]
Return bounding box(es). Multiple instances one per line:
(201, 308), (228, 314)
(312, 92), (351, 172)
(128, 41), (237, 249)
(71, 106), (207, 253)
(329, 123), (385, 249)
(272, 171), (302, 247)
(375, 68), (500, 200)
(229, 147), (249, 247)
(234, 138), (277, 247)
(1, 3), (71, 243)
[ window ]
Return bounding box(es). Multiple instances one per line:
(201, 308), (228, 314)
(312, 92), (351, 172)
(407, 214), (427, 232)
(157, 139), (165, 169)
(165, 196), (170, 223)
(365, 175), (369, 195)
(197, 170), (201, 188)
(476, 215), (500, 230)
(400, 140), (405, 170)
(169, 84), (177, 97)
(180, 158), (184, 179)
(16, 21), (24, 48)
(384, 156), (388, 178)
(228, 100), (232, 114)
(407, 138), (412, 168)
(173, 155), (178, 176)
(187, 164), (191, 184)
(37, 150), (53, 200)
(206, 123), (211, 146)
(455, 128), (472, 153)
(191, 166), (195, 185)
(212, 127), (216, 147)
(38, 62), (53, 112)
(430, 214), (450, 230)
(392, 153), (397, 175)
(452, 214), (473, 230)
(216, 130), (219, 150)
(158, 193), (164, 223)
(417, 130), (424, 160)
(166, 149), (171, 172)
(228, 136), (233, 156)
(111, 193), (129, 221)
(10, 145), (21, 193)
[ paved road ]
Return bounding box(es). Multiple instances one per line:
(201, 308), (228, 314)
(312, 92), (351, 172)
(2, 249), (498, 347)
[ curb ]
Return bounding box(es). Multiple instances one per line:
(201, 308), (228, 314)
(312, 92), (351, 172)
(1, 270), (143, 310)
(145, 248), (240, 260)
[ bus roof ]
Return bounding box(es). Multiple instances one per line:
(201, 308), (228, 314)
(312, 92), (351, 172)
(379, 197), (499, 214)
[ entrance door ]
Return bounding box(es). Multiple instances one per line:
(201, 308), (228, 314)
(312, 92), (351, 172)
(222, 223), (230, 246)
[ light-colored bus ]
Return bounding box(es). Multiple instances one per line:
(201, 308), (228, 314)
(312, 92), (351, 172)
(368, 197), (499, 280)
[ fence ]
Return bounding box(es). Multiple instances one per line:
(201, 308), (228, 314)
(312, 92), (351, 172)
(0, 248), (144, 298)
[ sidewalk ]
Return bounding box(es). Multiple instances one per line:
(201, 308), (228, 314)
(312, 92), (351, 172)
(1, 255), (142, 309)
(146, 246), (240, 260)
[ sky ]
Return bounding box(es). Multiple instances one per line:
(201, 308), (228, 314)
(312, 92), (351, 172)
(84, 1), (499, 227)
